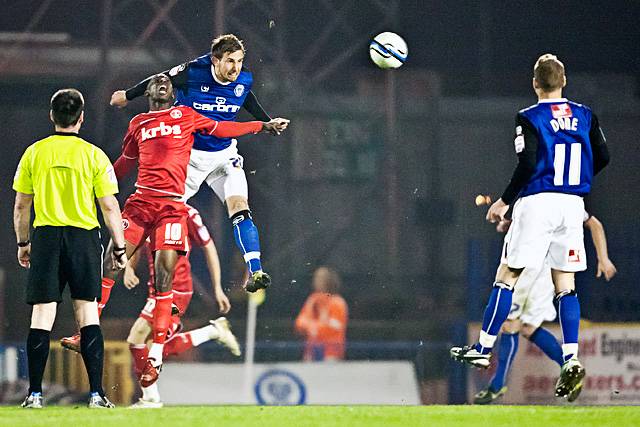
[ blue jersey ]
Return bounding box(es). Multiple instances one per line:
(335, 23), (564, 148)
(171, 54), (253, 152)
(518, 99), (594, 197)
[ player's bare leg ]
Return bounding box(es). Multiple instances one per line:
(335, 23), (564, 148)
(552, 270), (585, 401)
(226, 195), (271, 292)
(60, 239), (136, 353)
(451, 264), (521, 368)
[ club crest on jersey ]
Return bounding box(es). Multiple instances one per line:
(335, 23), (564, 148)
(551, 103), (572, 118)
(234, 84), (245, 97)
(141, 122), (182, 141)
(122, 219), (129, 230)
(201, 85), (210, 92)
(170, 109), (182, 119)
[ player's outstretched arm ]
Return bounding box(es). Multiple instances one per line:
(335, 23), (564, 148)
(585, 215), (617, 281)
(110, 61), (191, 107)
(202, 240), (230, 314)
(242, 90), (272, 121)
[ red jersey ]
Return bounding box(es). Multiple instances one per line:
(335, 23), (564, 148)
(122, 106), (262, 197)
(145, 205), (212, 292)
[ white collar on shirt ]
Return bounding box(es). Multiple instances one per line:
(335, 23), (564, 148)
(211, 66), (232, 86)
(538, 98), (567, 103)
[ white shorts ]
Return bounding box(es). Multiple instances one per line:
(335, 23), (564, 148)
(182, 141), (248, 202)
(501, 193), (586, 272)
(507, 262), (556, 328)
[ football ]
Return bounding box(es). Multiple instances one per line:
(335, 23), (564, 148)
(369, 32), (408, 69)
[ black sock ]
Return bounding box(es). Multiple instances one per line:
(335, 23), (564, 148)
(27, 328), (50, 394)
(80, 324), (105, 396)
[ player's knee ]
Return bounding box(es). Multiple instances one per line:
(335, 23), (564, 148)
(521, 324), (537, 339)
(127, 318), (151, 344)
(502, 319), (521, 334)
(30, 303), (57, 331)
(72, 299), (100, 328)
(226, 197), (249, 216)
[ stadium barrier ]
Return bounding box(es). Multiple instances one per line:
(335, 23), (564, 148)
(44, 340), (134, 404)
(467, 322), (640, 405)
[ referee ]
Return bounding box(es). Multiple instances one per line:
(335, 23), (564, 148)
(12, 88), (128, 408)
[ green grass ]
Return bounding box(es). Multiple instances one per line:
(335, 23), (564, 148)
(1, 405), (639, 427)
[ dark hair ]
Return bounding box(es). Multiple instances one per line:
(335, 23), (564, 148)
(313, 266), (342, 294)
(50, 88), (84, 127)
(210, 34), (245, 59)
(534, 54), (565, 92)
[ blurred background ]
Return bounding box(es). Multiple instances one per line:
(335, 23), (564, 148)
(0, 0), (639, 405)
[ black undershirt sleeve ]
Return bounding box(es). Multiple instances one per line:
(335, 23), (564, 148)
(242, 90), (271, 121)
(501, 114), (539, 205)
(589, 113), (610, 175)
(125, 62), (190, 101)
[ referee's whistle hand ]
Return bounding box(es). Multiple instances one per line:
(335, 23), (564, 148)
(17, 246), (31, 269)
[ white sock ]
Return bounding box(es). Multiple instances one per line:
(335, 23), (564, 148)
(479, 331), (497, 350)
(189, 325), (218, 347)
(142, 383), (161, 402)
(562, 343), (579, 361)
(148, 343), (164, 366)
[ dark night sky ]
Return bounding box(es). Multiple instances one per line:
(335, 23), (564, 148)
(2, 0), (638, 76)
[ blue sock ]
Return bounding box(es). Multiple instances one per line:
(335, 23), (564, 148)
(231, 210), (262, 274)
(557, 291), (580, 362)
(475, 283), (514, 354)
(529, 327), (564, 366)
(489, 332), (519, 391)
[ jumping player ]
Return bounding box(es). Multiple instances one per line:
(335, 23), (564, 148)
(62, 74), (286, 387)
(125, 205), (240, 408)
(474, 212), (617, 404)
(450, 54), (610, 400)
(110, 34), (289, 293)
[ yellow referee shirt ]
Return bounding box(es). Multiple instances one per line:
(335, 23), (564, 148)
(13, 132), (119, 230)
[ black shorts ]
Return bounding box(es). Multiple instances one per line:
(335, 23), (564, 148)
(27, 226), (103, 305)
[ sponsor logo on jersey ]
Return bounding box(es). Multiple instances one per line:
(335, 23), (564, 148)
(170, 109), (183, 119)
(234, 84), (245, 97)
(201, 85), (210, 92)
(106, 165), (117, 183)
(192, 98), (241, 113)
(514, 125), (525, 153)
(551, 103), (572, 119)
(141, 122), (182, 141)
(568, 249), (582, 263)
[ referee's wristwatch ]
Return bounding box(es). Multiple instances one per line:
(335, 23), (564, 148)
(17, 240), (30, 247)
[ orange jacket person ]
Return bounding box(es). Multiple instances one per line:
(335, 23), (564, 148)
(295, 267), (348, 361)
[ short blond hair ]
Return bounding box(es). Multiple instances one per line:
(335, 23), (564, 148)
(534, 54), (565, 92)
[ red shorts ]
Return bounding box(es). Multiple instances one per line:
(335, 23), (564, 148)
(122, 193), (190, 252)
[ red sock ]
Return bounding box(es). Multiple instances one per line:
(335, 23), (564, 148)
(129, 344), (149, 380)
(98, 277), (115, 316)
(152, 291), (173, 344)
(163, 333), (194, 357)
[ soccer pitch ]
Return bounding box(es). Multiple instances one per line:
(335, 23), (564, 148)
(1, 405), (639, 427)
